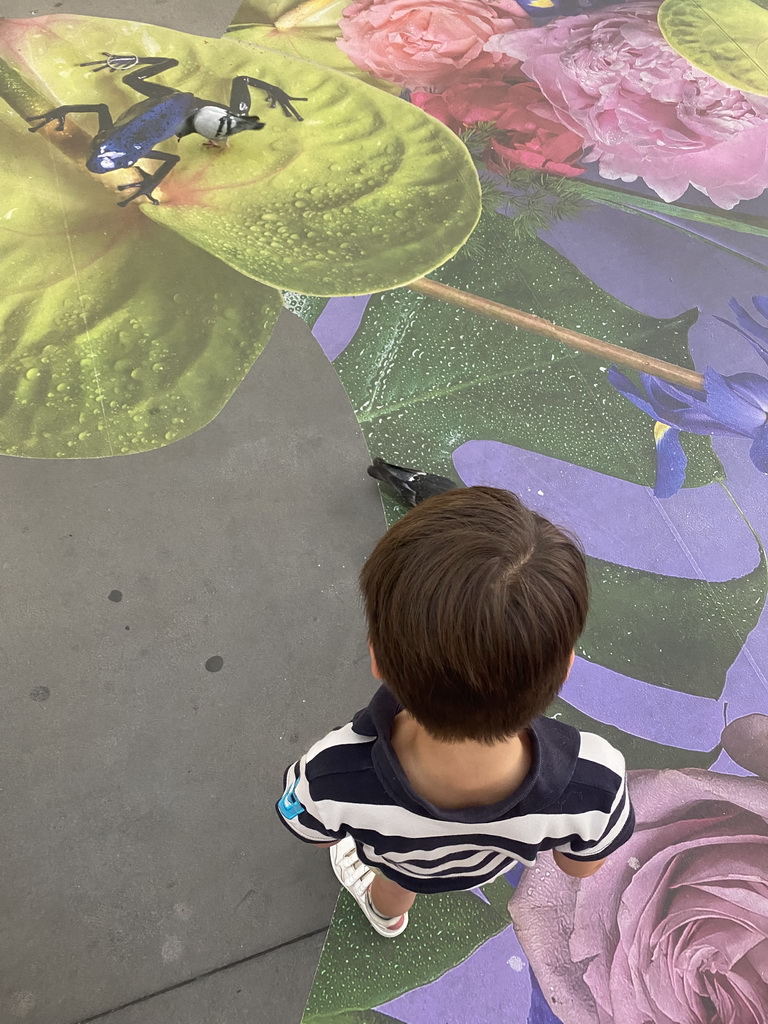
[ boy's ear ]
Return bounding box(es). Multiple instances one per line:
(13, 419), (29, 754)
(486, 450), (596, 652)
(369, 642), (382, 680)
(566, 650), (575, 678)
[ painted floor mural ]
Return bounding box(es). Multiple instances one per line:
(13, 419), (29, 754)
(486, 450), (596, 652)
(2, 0), (768, 1022)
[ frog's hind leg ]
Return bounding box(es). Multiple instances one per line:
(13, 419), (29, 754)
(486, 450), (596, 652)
(27, 103), (113, 134)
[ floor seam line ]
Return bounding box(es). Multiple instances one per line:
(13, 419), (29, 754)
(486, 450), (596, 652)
(69, 926), (329, 1024)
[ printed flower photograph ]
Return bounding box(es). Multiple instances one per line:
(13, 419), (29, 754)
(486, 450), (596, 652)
(3, 0), (768, 1020)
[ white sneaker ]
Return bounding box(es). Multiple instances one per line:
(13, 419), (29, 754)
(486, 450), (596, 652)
(330, 836), (409, 938)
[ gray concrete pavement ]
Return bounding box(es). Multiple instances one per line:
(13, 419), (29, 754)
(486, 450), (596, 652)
(0, 310), (383, 1023)
(90, 932), (327, 1024)
(2, 0), (235, 37)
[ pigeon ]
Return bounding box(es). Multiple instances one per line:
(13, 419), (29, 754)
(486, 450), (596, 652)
(367, 458), (459, 508)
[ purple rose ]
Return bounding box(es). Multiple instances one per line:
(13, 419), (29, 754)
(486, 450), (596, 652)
(485, 2), (768, 209)
(510, 762), (768, 1023)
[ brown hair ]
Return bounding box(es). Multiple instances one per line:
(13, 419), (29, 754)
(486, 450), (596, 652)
(360, 487), (588, 743)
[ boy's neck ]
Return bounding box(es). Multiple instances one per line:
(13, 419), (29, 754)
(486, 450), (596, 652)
(391, 711), (532, 810)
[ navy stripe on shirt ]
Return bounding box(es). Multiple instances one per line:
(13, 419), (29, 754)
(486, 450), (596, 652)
(276, 687), (635, 892)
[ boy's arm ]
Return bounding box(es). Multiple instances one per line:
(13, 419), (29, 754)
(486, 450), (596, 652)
(552, 746), (635, 878)
(552, 849), (606, 877)
(276, 760), (344, 845)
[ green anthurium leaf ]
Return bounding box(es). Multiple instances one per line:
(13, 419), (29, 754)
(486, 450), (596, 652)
(580, 543), (768, 697)
(658, 0), (768, 95)
(227, 0), (400, 95)
(142, 47), (475, 294)
(1, 16), (481, 296)
(0, 16), (479, 296)
(332, 209), (723, 487)
(302, 888), (507, 1020)
(548, 697), (720, 771)
(0, 105), (280, 458)
(227, 24), (400, 94)
(229, 0), (340, 27)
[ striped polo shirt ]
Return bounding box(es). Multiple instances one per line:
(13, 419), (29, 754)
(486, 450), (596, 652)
(276, 686), (635, 893)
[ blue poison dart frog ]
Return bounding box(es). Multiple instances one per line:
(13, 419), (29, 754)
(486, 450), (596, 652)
(26, 53), (307, 207)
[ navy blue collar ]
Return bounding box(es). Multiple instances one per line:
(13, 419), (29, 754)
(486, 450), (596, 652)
(360, 685), (579, 823)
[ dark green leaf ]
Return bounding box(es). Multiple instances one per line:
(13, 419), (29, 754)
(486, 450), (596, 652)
(304, 1011), (404, 1024)
(302, 888), (507, 1019)
(333, 210), (723, 487)
(581, 545), (768, 696)
(479, 874), (516, 917)
(283, 292), (331, 328)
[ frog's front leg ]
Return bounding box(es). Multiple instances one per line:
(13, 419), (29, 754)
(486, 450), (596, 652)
(81, 53), (180, 101)
(229, 77), (307, 122)
(26, 103), (113, 134)
(115, 148), (179, 207)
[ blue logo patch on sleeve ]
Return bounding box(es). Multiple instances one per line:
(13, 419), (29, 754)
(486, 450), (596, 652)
(278, 776), (306, 821)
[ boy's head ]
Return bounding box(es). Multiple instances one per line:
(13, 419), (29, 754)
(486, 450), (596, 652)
(360, 486), (588, 744)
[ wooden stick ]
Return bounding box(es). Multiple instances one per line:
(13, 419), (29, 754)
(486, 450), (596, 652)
(407, 277), (705, 391)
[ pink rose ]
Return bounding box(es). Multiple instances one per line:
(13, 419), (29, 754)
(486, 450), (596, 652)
(485, 1), (768, 209)
(511, 764), (768, 1023)
(412, 78), (584, 176)
(338, 0), (530, 90)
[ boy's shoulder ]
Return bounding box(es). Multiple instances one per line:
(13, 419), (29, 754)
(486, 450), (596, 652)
(302, 687), (397, 779)
(533, 715), (627, 794)
(302, 717), (378, 781)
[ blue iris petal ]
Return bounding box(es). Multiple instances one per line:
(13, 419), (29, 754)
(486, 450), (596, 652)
(729, 297), (768, 347)
(711, 314), (768, 365)
(641, 374), (723, 433)
(610, 297), (768, 491)
(653, 425), (688, 498)
(723, 371), (768, 412)
(607, 366), (662, 420)
(749, 424), (768, 474)
(608, 365), (724, 433)
(723, 298), (768, 367)
(703, 368), (767, 436)
(642, 373), (701, 413)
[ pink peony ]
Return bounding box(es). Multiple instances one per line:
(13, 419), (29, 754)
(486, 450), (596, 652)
(511, 764), (768, 1024)
(411, 78), (584, 176)
(485, 1), (768, 209)
(337, 0), (531, 90)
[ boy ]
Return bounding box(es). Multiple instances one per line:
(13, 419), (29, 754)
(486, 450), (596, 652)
(277, 487), (635, 937)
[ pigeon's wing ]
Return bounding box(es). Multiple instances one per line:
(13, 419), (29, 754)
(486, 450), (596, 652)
(367, 459), (420, 506)
(412, 474), (459, 503)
